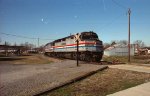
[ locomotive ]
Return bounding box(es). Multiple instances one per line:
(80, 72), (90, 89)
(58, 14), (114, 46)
(44, 31), (103, 62)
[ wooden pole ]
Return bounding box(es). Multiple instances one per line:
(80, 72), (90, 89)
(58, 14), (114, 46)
(77, 38), (79, 66)
(128, 8), (131, 62)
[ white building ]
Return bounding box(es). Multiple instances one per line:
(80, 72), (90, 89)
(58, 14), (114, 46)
(104, 44), (135, 56)
(145, 47), (150, 54)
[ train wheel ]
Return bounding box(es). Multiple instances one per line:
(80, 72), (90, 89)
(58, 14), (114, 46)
(85, 55), (92, 62)
(95, 56), (100, 62)
(73, 53), (76, 60)
(92, 56), (96, 62)
(80, 54), (84, 61)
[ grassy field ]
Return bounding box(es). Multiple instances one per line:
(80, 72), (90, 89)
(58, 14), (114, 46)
(42, 68), (150, 96)
(1, 54), (150, 95)
(102, 55), (150, 64)
(1, 54), (150, 64)
(0, 54), (62, 64)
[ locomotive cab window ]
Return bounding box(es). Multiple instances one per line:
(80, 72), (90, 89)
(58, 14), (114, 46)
(70, 36), (74, 39)
(81, 32), (98, 40)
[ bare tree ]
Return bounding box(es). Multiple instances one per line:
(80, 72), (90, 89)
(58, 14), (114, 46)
(134, 40), (145, 48)
(25, 42), (29, 48)
(103, 43), (111, 49)
(111, 40), (117, 46)
(119, 40), (128, 45)
(13, 42), (17, 46)
(20, 42), (35, 49)
(28, 43), (36, 49)
(0, 37), (1, 44)
(5, 41), (11, 46)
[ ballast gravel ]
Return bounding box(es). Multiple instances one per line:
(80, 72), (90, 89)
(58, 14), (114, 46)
(0, 60), (107, 96)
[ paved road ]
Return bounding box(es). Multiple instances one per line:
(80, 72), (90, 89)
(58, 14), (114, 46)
(131, 63), (150, 67)
(108, 64), (150, 96)
(109, 64), (150, 73)
(107, 82), (150, 96)
(0, 60), (107, 96)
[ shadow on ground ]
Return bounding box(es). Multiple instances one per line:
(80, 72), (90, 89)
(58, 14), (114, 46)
(81, 61), (126, 65)
(0, 57), (25, 61)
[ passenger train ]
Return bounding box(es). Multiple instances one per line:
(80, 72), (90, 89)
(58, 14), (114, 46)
(44, 31), (103, 62)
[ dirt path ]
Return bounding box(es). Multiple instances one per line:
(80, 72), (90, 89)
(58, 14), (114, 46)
(109, 64), (150, 73)
(44, 68), (150, 96)
(0, 54), (62, 64)
(0, 60), (107, 96)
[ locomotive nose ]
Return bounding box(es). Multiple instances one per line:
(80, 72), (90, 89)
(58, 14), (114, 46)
(95, 40), (103, 45)
(95, 40), (104, 50)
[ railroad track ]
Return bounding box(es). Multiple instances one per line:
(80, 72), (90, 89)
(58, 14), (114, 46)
(81, 60), (126, 65)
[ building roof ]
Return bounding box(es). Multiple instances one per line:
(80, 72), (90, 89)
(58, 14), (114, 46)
(105, 44), (134, 51)
(142, 47), (150, 50)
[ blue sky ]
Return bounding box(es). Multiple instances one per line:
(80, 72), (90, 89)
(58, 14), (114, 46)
(0, 0), (150, 46)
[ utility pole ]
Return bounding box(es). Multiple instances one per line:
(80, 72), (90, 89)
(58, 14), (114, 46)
(38, 38), (39, 48)
(128, 8), (131, 62)
(77, 39), (79, 66)
(75, 33), (80, 67)
(37, 38), (39, 53)
(5, 41), (8, 56)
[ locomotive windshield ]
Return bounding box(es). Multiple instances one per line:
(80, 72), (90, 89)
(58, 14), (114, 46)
(81, 32), (98, 40)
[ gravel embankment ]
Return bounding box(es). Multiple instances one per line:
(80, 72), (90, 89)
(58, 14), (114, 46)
(0, 60), (107, 96)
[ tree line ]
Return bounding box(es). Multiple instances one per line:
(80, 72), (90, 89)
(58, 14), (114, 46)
(104, 40), (146, 49)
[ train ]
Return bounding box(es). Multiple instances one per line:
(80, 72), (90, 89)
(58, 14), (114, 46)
(44, 31), (103, 62)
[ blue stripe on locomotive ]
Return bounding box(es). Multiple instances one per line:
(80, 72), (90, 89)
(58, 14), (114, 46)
(54, 46), (102, 52)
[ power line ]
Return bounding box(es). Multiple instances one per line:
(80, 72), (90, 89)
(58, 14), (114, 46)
(99, 13), (124, 31)
(111, 0), (127, 9)
(0, 32), (37, 39)
(39, 38), (55, 40)
(0, 32), (55, 40)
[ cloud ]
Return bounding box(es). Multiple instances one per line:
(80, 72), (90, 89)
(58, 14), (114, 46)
(44, 22), (48, 24)
(74, 15), (78, 19)
(102, 0), (106, 11)
(41, 18), (44, 22)
(41, 18), (48, 24)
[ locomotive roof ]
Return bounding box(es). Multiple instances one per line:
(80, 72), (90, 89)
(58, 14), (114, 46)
(44, 35), (74, 46)
(45, 31), (97, 45)
(53, 35), (74, 43)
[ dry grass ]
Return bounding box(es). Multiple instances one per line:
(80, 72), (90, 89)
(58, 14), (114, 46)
(103, 55), (150, 64)
(0, 54), (62, 64)
(44, 68), (150, 96)
(133, 55), (150, 64)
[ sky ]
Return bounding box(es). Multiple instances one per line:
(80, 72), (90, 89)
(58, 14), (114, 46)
(0, 0), (150, 46)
